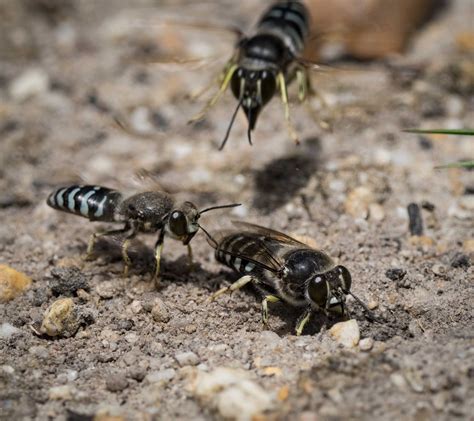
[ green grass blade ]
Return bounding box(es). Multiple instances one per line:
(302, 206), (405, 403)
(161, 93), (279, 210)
(435, 161), (474, 169)
(404, 129), (474, 136)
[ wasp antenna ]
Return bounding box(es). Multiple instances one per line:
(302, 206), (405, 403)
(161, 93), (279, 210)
(197, 223), (218, 248)
(349, 292), (383, 323)
(219, 98), (243, 151)
(199, 203), (241, 214)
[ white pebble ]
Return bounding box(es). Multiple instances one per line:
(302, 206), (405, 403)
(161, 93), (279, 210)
(329, 320), (360, 348)
(175, 351), (200, 367)
(359, 338), (374, 351)
(193, 367), (274, 421)
(9, 68), (49, 101)
(0, 322), (21, 339)
(145, 368), (176, 384)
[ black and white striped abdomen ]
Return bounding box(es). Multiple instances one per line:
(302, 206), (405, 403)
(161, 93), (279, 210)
(257, 1), (309, 56)
(215, 234), (258, 275)
(47, 185), (123, 222)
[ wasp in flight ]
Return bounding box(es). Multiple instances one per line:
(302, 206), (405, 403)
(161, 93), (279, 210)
(190, 1), (315, 149)
(207, 221), (376, 335)
(47, 185), (239, 280)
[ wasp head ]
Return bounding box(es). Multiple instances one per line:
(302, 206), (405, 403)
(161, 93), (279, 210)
(307, 265), (352, 312)
(230, 68), (277, 132)
(167, 201), (200, 245)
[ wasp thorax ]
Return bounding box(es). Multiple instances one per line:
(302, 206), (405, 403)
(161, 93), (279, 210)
(121, 192), (173, 229)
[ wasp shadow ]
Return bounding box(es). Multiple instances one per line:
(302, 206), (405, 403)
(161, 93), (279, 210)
(252, 137), (322, 214)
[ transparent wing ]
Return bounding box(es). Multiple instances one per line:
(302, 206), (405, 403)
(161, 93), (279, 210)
(231, 221), (312, 248)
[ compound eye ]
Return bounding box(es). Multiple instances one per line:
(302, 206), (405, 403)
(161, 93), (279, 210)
(337, 265), (352, 292)
(169, 211), (187, 237)
(308, 276), (328, 308)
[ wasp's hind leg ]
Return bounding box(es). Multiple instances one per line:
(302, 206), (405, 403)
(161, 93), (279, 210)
(188, 62), (238, 124)
(296, 66), (331, 131)
(295, 306), (313, 336)
(84, 224), (132, 262)
(208, 275), (254, 302)
(277, 72), (299, 145)
(261, 295), (280, 326)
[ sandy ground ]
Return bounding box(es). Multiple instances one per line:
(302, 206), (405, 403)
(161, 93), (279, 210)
(0, 0), (473, 420)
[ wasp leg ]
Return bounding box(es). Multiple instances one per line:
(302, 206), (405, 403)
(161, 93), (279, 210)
(295, 307), (313, 336)
(296, 66), (331, 131)
(188, 62), (238, 124)
(208, 275), (254, 302)
(277, 72), (299, 145)
(261, 295), (280, 326)
(84, 225), (131, 261)
(152, 230), (166, 285)
(121, 230), (138, 277)
(187, 244), (194, 269)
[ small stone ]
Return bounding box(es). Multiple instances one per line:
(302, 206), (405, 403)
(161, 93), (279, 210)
(175, 351), (200, 367)
(96, 281), (117, 299)
(359, 338), (374, 351)
(145, 368), (176, 384)
(0, 322), (21, 338)
(128, 367), (147, 382)
(48, 385), (75, 400)
(9, 68), (49, 101)
(39, 298), (79, 337)
(463, 239), (474, 253)
(29, 345), (49, 359)
(124, 332), (139, 344)
(258, 330), (281, 349)
(328, 320), (360, 348)
(450, 253), (470, 268)
(193, 367), (274, 421)
(151, 298), (170, 323)
(390, 373), (408, 390)
(1, 365), (14, 375)
(106, 373), (129, 392)
(50, 267), (88, 296)
(0, 265), (32, 302)
(431, 264), (447, 276)
(344, 187), (374, 219)
(369, 203), (385, 222)
(367, 300), (378, 310)
(385, 268), (407, 281)
(128, 300), (142, 314)
(185, 324), (197, 334)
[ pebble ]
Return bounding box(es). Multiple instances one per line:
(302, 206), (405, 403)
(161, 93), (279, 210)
(151, 298), (170, 323)
(1, 365), (14, 375)
(385, 268), (407, 281)
(257, 330), (281, 350)
(9, 68), (49, 101)
(450, 253), (470, 268)
(50, 267), (88, 296)
(431, 264), (447, 276)
(0, 322), (21, 338)
(367, 300), (379, 310)
(328, 320), (360, 348)
(48, 385), (75, 400)
(369, 203), (385, 222)
(29, 345), (49, 359)
(193, 367), (274, 421)
(96, 281), (117, 299)
(175, 351), (200, 367)
(106, 373), (129, 392)
(359, 338), (374, 351)
(145, 368), (176, 384)
(0, 264), (32, 302)
(39, 298), (80, 337)
(344, 187), (374, 219)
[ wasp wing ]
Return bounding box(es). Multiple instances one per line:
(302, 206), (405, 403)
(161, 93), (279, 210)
(231, 221), (313, 248)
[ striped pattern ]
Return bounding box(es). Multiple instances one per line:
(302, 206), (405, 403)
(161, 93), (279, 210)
(47, 185), (123, 221)
(257, 1), (309, 55)
(215, 234), (258, 274)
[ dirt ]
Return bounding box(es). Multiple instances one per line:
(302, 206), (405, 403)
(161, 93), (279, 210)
(0, 1), (473, 420)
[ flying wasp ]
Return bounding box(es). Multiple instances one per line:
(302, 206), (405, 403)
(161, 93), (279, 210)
(189, 0), (316, 149)
(47, 185), (239, 280)
(207, 221), (376, 335)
